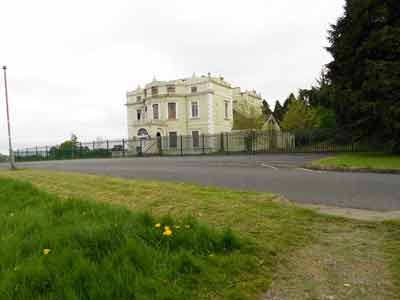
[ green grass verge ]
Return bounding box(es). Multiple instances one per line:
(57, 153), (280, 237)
(0, 178), (254, 300)
(309, 152), (400, 170)
(1, 169), (400, 299)
(383, 221), (400, 293)
(0, 170), (336, 299)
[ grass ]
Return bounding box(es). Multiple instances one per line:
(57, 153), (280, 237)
(309, 152), (400, 170)
(383, 221), (400, 293)
(1, 169), (400, 299)
(0, 178), (251, 300)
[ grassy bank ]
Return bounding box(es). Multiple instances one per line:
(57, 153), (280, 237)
(1, 169), (400, 299)
(309, 152), (400, 171)
(383, 221), (400, 294)
(0, 178), (253, 300)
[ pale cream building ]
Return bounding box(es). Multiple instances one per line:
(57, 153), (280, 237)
(126, 73), (263, 146)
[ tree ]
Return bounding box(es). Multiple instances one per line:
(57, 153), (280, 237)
(262, 100), (272, 118)
(48, 134), (81, 159)
(273, 100), (285, 122)
(281, 99), (320, 130)
(71, 134), (78, 146)
(298, 69), (337, 129)
(59, 134), (79, 152)
(326, 0), (400, 152)
(299, 69), (336, 109)
(314, 106), (337, 129)
(283, 93), (296, 114)
(233, 100), (265, 130)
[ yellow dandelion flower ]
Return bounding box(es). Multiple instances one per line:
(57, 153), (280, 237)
(155, 223), (161, 228)
(164, 226), (170, 231)
(43, 249), (51, 256)
(163, 229), (172, 236)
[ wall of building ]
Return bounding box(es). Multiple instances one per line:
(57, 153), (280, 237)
(126, 75), (261, 139)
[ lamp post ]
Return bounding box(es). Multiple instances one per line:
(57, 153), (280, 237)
(2, 66), (16, 170)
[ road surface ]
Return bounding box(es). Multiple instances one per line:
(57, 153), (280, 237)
(1, 154), (399, 211)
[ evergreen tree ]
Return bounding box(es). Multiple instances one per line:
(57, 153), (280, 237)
(299, 69), (336, 109)
(298, 69), (337, 129)
(273, 100), (285, 122)
(326, 0), (400, 152)
(262, 100), (272, 118)
(283, 93), (297, 114)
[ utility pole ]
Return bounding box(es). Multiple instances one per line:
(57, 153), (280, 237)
(2, 66), (16, 170)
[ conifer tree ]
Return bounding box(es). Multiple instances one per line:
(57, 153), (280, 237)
(326, 0), (400, 152)
(273, 100), (285, 122)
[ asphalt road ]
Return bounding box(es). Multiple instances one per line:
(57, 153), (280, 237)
(1, 154), (399, 211)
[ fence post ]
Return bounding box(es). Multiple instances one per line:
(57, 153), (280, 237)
(246, 131), (252, 154)
(106, 140), (109, 156)
(220, 132), (224, 153)
(45, 146), (48, 160)
(252, 131), (255, 154)
(35, 146), (38, 159)
(122, 139), (126, 157)
(202, 134), (205, 154)
(180, 135), (183, 156)
(226, 133), (229, 154)
(157, 136), (162, 156)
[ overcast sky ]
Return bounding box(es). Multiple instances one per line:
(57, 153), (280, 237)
(0, 0), (345, 154)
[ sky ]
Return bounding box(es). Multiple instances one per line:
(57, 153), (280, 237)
(0, 0), (345, 154)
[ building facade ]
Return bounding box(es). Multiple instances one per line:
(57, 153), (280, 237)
(126, 74), (262, 144)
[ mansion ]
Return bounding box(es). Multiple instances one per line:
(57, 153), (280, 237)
(126, 73), (263, 144)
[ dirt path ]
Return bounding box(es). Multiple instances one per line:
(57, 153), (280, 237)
(263, 223), (397, 300)
(297, 203), (400, 222)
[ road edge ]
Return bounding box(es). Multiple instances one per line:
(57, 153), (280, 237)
(304, 164), (400, 175)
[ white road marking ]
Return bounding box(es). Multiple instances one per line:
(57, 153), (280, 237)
(297, 167), (323, 173)
(261, 163), (278, 170)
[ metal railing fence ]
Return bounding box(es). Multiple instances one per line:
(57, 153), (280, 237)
(14, 129), (379, 162)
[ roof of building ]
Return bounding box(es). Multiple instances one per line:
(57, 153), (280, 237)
(127, 73), (262, 98)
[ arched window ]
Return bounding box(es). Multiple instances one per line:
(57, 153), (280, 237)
(137, 128), (149, 137)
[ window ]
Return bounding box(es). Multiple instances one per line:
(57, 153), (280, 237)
(167, 85), (176, 94)
(137, 109), (142, 121)
(138, 128), (149, 137)
(151, 87), (158, 96)
(191, 86), (197, 93)
(224, 101), (229, 119)
(168, 102), (177, 120)
(136, 96), (142, 102)
(192, 131), (200, 148)
(169, 132), (178, 148)
(191, 101), (199, 118)
(152, 104), (159, 120)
